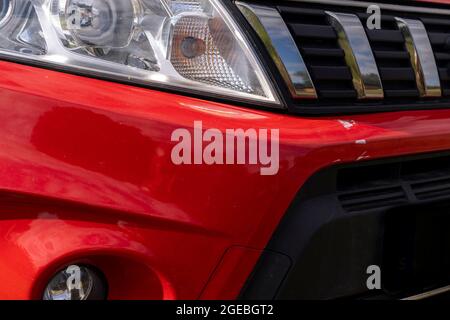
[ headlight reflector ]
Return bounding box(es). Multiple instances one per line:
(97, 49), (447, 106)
(0, 0), (13, 27)
(0, 0), (280, 105)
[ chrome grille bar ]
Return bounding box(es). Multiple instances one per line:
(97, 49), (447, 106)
(402, 285), (450, 300)
(325, 11), (384, 99)
(236, 2), (317, 99)
(395, 17), (442, 97)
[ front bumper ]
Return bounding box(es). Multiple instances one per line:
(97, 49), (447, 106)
(1, 61), (450, 299)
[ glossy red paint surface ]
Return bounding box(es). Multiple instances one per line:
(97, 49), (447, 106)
(2, 60), (450, 299)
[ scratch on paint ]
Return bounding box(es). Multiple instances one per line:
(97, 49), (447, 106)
(357, 151), (370, 161)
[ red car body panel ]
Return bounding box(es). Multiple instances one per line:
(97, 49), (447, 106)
(2, 59), (450, 299)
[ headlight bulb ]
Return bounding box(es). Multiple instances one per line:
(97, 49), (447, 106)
(61, 0), (140, 48)
(180, 36), (206, 59)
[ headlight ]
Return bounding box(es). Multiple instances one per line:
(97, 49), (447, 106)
(0, 0), (280, 106)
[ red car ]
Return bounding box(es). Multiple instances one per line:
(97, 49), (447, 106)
(2, 0), (450, 300)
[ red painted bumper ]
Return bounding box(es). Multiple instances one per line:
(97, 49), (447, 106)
(1, 61), (450, 299)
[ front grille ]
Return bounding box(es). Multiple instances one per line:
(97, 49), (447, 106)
(238, 0), (450, 113)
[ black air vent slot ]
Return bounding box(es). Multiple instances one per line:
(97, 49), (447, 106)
(411, 177), (450, 200)
(339, 186), (407, 212)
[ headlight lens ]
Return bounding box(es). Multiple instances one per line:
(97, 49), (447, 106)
(0, 0), (280, 105)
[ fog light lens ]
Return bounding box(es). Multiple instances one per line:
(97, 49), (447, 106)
(43, 265), (106, 300)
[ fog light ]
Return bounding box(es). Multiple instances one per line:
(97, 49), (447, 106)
(43, 265), (107, 300)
